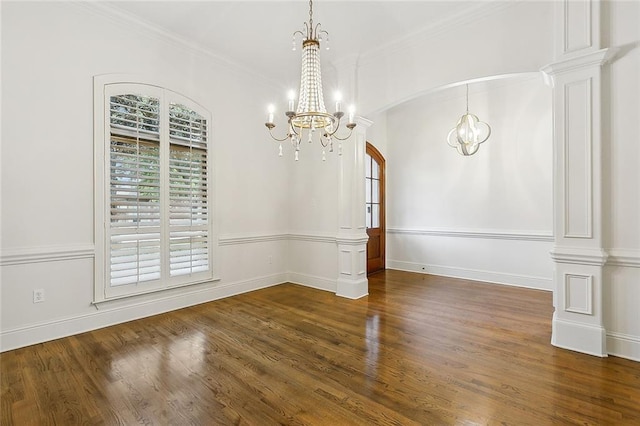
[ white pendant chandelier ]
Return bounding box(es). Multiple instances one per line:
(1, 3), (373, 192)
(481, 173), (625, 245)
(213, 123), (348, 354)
(265, 0), (356, 161)
(447, 84), (491, 156)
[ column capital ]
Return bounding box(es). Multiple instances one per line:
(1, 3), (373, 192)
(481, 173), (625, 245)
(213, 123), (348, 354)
(541, 47), (618, 86)
(353, 115), (373, 130)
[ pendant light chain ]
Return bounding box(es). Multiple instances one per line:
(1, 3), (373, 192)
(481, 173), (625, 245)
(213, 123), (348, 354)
(466, 84), (469, 113)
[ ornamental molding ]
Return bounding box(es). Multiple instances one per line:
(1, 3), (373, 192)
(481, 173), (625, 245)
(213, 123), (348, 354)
(550, 247), (608, 266)
(540, 47), (618, 85)
(607, 249), (640, 269)
(388, 227), (553, 242)
(0, 245), (95, 266)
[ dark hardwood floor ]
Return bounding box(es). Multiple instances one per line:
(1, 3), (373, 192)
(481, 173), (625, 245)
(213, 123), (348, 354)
(2, 270), (639, 425)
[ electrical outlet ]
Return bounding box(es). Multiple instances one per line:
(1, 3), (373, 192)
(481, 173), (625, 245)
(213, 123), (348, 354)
(33, 289), (45, 303)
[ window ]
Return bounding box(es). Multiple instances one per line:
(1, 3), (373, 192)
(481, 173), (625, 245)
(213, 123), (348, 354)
(94, 78), (215, 301)
(365, 152), (380, 229)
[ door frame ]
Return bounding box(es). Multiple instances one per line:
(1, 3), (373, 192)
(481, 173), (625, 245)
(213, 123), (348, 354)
(366, 142), (385, 274)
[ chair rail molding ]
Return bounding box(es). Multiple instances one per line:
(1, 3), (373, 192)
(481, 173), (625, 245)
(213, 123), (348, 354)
(388, 227), (554, 242)
(550, 247), (608, 267)
(0, 245), (95, 266)
(217, 233), (289, 246)
(606, 249), (640, 269)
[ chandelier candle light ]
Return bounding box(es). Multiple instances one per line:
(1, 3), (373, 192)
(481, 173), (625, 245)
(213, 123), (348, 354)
(446, 84), (491, 156)
(265, 0), (356, 161)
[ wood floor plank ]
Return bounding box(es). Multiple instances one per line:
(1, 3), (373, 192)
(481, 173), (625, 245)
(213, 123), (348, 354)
(2, 270), (640, 425)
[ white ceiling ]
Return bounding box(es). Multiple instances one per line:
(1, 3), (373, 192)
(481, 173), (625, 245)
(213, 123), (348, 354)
(104, 1), (499, 84)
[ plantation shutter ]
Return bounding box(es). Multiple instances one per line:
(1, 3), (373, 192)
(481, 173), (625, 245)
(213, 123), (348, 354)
(168, 103), (209, 277)
(109, 94), (162, 286)
(98, 81), (213, 301)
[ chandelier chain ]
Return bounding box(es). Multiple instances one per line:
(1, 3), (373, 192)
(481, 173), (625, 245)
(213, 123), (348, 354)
(309, 0), (313, 33)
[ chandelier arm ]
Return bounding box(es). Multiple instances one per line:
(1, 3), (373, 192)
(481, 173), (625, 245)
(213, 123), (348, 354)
(331, 128), (355, 141)
(324, 115), (341, 136)
(288, 123), (301, 137)
(266, 126), (293, 142)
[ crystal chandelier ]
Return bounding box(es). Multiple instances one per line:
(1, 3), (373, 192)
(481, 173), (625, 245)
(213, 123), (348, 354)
(265, 0), (356, 161)
(447, 84), (491, 156)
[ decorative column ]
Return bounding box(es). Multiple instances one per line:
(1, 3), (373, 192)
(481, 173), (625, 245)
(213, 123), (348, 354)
(336, 116), (372, 299)
(541, 0), (615, 356)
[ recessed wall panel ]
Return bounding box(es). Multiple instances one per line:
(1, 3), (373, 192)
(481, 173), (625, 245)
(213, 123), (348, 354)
(339, 250), (352, 275)
(564, 0), (592, 53)
(564, 79), (593, 238)
(565, 274), (593, 315)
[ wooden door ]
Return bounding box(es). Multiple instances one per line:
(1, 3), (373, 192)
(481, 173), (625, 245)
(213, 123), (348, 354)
(366, 143), (385, 275)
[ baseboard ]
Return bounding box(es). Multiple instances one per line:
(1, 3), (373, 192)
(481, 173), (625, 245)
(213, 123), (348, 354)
(287, 272), (337, 293)
(0, 273), (287, 353)
(607, 332), (640, 362)
(551, 314), (607, 357)
(387, 260), (553, 291)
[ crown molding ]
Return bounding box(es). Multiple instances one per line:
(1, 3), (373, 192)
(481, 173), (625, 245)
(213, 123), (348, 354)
(73, 1), (277, 88)
(359, 0), (521, 67)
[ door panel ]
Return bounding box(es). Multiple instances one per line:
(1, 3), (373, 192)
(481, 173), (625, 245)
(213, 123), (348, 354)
(366, 143), (385, 275)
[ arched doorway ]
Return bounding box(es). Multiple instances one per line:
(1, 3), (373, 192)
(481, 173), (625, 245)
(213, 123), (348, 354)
(365, 142), (385, 275)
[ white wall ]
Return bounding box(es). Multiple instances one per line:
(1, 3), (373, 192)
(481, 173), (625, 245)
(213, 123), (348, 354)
(384, 76), (554, 290)
(0, 2), (290, 351)
(287, 148), (341, 292)
(366, 112), (388, 158)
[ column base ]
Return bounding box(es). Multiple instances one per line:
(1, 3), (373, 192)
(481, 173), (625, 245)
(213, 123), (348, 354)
(336, 277), (368, 299)
(551, 312), (608, 357)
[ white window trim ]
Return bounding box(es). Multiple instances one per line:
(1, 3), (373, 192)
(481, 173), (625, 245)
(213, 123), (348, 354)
(93, 74), (218, 303)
